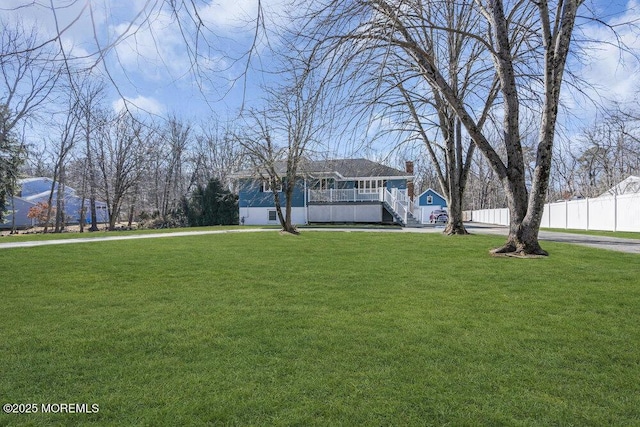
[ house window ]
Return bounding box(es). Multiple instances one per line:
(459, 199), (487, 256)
(268, 210), (277, 221)
(427, 195), (433, 204)
(319, 178), (333, 190)
(356, 179), (385, 194)
(261, 179), (282, 193)
(311, 178), (334, 190)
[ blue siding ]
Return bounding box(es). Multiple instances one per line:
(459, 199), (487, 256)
(238, 178), (306, 208)
(417, 189), (447, 207)
(238, 176), (410, 209)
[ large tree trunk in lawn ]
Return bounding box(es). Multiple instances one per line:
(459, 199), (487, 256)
(492, 175), (548, 256)
(273, 177), (298, 235)
(444, 186), (467, 235)
(443, 119), (469, 235)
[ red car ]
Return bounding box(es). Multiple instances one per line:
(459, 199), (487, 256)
(429, 209), (448, 223)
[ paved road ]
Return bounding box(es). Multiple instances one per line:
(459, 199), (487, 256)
(0, 223), (638, 254)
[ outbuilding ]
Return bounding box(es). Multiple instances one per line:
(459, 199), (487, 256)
(414, 188), (448, 224)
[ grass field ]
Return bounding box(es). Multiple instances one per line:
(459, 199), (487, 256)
(1, 231), (639, 425)
(541, 227), (640, 240)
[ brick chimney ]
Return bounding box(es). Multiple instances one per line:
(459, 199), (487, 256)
(405, 161), (415, 200)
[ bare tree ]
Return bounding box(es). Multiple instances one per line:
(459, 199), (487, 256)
(0, 104), (25, 228)
(298, 0), (604, 255)
(149, 115), (192, 223)
(74, 79), (108, 232)
(0, 19), (62, 137)
(238, 56), (328, 234)
(42, 92), (81, 233)
(347, 0), (499, 234)
(572, 108), (640, 196)
(191, 121), (246, 191)
(95, 111), (147, 231)
(0, 20), (61, 223)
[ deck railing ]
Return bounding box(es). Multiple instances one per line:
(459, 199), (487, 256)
(308, 187), (413, 225)
(308, 188), (384, 203)
(384, 188), (408, 224)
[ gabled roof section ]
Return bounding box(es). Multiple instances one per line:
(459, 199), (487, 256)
(599, 175), (640, 197)
(233, 158), (412, 180)
(416, 187), (446, 200)
(304, 158), (410, 179)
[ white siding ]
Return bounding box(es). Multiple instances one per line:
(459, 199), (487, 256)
(239, 207), (307, 226)
(308, 204), (383, 223)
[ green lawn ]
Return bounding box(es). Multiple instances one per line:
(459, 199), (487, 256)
(1, 232), (639, 425)
(541, 227), (640, 240)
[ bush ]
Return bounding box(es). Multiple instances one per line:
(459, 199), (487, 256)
(184, 179), (238, 227)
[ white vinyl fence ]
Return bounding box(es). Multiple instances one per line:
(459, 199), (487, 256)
(465, 193), (640, 232)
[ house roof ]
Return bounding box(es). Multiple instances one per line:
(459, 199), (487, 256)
(599, 175), (640, 197)
(234, 158), (412, 180)
(304, 158), (410, 179)
(416, 187), (446, 199)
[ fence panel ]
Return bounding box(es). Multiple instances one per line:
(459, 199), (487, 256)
(548, 202), (567, 229)
(616, 194), (640, 232)
(588, 197), (616, 231)
(465, 193), (640, 232)
(567, 199), (589, 230)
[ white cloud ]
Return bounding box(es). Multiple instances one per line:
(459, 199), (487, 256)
(110, 10), (192, 79)
(112, 95), (164, 115)
(198, 0), (265, 31)
(575, 1), (640, 105)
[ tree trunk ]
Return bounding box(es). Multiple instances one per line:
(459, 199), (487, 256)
(271, 176), (298, 235)
(44, 167), (58, 233)
(490, 177), (548, 256)
(54, 169), (65, 233)
(127, 203), (135, 228)
(443, 119), (469, 235)
(444, 187), (467, 235)
(10, 195), (17, 234)
(86, 133), (99, 232)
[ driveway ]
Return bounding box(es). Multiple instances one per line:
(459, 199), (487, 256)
(463, 223), (640, 254)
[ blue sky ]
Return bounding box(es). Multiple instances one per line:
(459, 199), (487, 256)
(2, 0), (640, 156)
(2, 0), (283, 122)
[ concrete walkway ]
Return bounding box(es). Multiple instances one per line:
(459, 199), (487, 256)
(0, 223), (638, 254)
(0, 228), (272, 250)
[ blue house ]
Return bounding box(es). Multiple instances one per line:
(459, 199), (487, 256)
(1, 177), (109, 229)
(235, 158), (419, 226)
(415, 188), (448, 223)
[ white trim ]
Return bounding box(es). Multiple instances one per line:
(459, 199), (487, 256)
(356, 179), (386, 194)
(261, 180), (283, 193)
(341, 175), (413, 181)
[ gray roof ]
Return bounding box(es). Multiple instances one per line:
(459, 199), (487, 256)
(235, 158), (411, 179)
(303, 158), (409, 178)
(599, 175), (640, 197)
